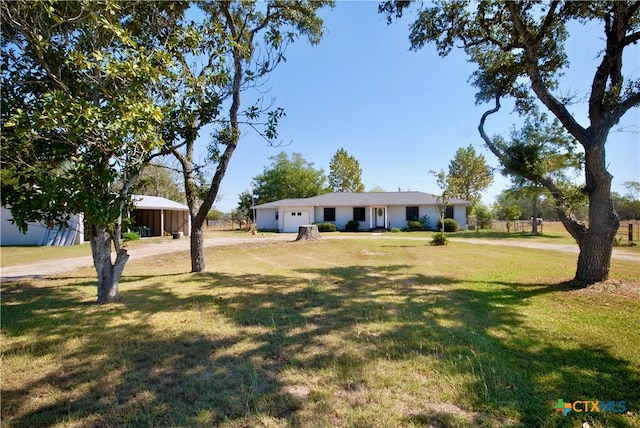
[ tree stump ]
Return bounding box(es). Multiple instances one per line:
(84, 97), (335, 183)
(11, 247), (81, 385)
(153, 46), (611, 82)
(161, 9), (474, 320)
(295, 224), (321, 241)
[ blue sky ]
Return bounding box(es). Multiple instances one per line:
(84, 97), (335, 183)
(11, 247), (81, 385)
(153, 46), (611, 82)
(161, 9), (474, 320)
(208, 1), (640, 213)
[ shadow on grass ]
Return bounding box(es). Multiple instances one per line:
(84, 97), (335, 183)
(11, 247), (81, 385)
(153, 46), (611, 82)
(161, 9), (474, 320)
(2, 263), (638, 427)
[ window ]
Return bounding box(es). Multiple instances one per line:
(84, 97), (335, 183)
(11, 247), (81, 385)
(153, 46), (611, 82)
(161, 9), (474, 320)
(445, 205), (454, 219)
(353, 207), (365, 221)
(275, 212), (279, 220)
(324, 207), (336, 222)
(406, 206), (419, 221)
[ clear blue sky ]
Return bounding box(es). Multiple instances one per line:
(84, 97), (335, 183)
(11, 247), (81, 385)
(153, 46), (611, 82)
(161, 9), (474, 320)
(208, 1), (640, 213)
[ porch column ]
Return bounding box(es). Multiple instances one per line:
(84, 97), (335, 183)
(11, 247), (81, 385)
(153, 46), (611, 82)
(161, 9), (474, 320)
(384, 206), (388, 229)
(160, 209), (165, 237)
(369, 207), (373, 229)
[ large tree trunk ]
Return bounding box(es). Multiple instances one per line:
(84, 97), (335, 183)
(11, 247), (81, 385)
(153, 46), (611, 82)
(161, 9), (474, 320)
(190, 218), (206, 272)
(573, 143), (619, 284)
(90, 224), (129, 304)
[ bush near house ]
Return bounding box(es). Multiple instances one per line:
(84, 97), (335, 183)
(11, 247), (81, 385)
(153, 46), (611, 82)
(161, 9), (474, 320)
(314, 222), (337, 232)
(437, 218), (460, 232)
(344, 220), (359, 231)
(407, 221), (423, 231)
(122, 232), (140, 242)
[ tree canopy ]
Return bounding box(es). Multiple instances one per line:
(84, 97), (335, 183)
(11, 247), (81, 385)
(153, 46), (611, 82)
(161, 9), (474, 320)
(381, 0), (640, 284)
(1, 0), (184, 302)
(158, 0), (331, 272)
(252, 152), (330, 204)
(328, 148), (365, 193)
(447, 145), (493, 207)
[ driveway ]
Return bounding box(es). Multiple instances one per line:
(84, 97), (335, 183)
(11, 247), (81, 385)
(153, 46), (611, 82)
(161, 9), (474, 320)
(0, 234), (296, 281)
(1, 233), (637, 281)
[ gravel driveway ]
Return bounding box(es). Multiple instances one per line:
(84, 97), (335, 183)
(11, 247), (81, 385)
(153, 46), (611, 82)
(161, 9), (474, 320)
(1, 233), (637, 281)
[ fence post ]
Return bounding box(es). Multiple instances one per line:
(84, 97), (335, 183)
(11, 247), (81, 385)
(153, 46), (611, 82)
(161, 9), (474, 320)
(629, 224), (633, 244)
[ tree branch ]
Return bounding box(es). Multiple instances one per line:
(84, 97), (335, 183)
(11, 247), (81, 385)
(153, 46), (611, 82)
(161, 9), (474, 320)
(505, 2), (588, 144)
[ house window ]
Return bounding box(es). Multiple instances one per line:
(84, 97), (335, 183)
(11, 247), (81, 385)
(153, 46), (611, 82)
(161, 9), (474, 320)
(353, 207), (365, 221)
(275, 212), (278, 220)
(406, 206), (419, 221)
(324, 207), (336, 222)
(445, 205), (454, 219)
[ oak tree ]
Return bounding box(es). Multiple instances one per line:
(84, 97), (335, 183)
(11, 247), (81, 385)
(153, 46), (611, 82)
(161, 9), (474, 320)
(160, 0), (331, 272)
(381, 1), (640, 284)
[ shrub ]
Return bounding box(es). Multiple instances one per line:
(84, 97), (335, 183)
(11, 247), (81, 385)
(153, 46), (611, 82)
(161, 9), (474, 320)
(345, 220), (359, 231)
(419, 215), (432, 230)
(407, 221), (423, 231)
(314, 222), (337, 232)
(390, 227), (401, 233)
(437, 218), (460, 232)
(430, 232), (448, 246)
(122, 231), (140, 242)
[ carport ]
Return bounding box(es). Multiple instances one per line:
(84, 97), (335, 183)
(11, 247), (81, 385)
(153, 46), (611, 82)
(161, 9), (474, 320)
(130, 195), (190, 237)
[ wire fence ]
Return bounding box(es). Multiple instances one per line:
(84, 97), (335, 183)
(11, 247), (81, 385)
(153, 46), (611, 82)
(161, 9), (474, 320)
(489, 220), (640, 246)
(204, 220), (253, 231)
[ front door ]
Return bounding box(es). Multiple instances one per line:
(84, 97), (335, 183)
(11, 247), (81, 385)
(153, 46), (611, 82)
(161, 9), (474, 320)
(375, 207), (385, 228)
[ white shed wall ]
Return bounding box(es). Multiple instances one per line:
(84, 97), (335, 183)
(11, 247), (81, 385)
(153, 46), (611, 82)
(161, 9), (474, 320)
(1, 208), (45, 245)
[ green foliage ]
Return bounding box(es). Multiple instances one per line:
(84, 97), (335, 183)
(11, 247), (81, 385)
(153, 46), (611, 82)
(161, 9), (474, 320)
(344, 220), (360, 231)
(502, 205), (522, 221)
(381, 0), (639, 283)
(207, 209), (224, 221)
(419, 215), (431, 230)
(328, 148), (365, 193)
(447, 145), (493, 207)
(253, 152), (330, 203)
(390, 227), (401, 233)
(437, 218), (460, 232)
(430, 232), (448, 246)
(473, 205), (493, 229)
(407, 221), (423, 231)
(1, 1), (175, 233)
(236, 191), (254, 221)
(122, 232), (140, 242)
(314, 222), (336, 232)
(133, 160), (185, 203)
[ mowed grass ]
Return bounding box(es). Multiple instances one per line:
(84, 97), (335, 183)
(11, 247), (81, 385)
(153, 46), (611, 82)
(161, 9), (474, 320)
(1, 238), (639, 427)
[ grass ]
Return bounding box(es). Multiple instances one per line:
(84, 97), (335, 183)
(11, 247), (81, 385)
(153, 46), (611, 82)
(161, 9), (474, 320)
(2, 237), (639, 427)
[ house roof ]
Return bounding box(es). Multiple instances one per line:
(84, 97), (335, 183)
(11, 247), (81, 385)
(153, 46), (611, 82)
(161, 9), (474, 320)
(254, 192), (471, 209)
(132, 195), (189, 211)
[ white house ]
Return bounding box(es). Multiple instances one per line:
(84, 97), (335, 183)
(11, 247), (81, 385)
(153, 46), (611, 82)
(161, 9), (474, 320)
(1, 195), (190, 246)
(253, 192), (471, 233)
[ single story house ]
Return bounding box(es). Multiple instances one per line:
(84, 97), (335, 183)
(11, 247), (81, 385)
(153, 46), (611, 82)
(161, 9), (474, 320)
(1, 195), (190, 246)
(253, 191), (471, 233)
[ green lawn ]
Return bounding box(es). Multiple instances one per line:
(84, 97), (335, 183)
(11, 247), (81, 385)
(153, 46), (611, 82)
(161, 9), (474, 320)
(2, 238), (639, 427)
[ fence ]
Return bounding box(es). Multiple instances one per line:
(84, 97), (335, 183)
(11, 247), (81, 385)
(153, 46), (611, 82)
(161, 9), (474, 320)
(616, 221), (640, 246)
(491, 220), (543, 234)
(490, 220), (639, 245)
(204, 220), (254, 231)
